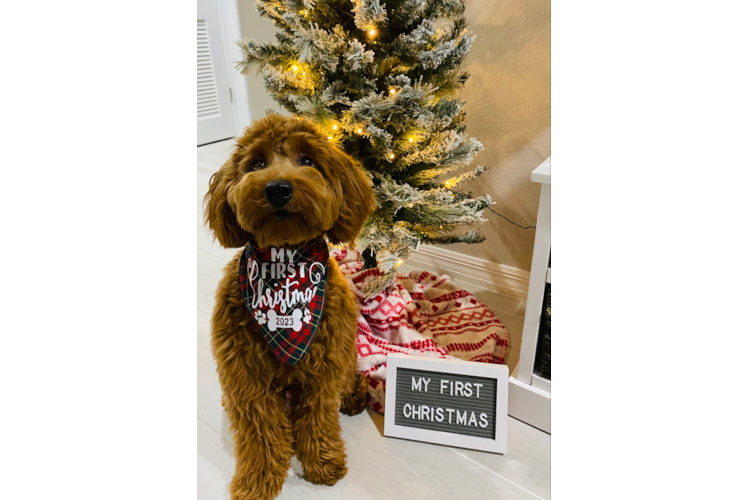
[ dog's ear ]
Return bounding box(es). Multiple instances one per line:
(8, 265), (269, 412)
(326, 149), (375, 245)
(203, 160), (249, 248)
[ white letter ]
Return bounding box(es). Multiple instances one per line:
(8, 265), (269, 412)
(479, 413), (489, 428)
(435, 407), (444, 422)
(463, 383), (473, 398)
(446, 408), (455, 424)
(403, 404), (411, 419)
(455, 381), (464, 397)
(261, 262), (270, 279)
(411, 377), (422, 392)
(456, 410), (467, 426)
(474, 383), (483, 398)
(468, 412), (478, 427)
(271, 248), (284, 262)
(440, 379), (448, 394)
(422, 378), (431, 392)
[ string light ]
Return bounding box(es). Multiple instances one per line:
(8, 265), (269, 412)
(445, 180), (451, 187)
(389, 88), (396, 95)
(327, 135), (333, 140)
(369, 29), (376, 36)
(409, 137), (414, 143)
(332, 124), (338, 130)
(389, 153), (395, 159)
(397, 259), (404, 266)
(292, 65), (299, 72)
(356, 128), (363, 134)
(407, 203), (413, 208)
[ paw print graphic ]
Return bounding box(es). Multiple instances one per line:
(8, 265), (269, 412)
(254, 309), (267, 326)
(303, 308), (312, 324)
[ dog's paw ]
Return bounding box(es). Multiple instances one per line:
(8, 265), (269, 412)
(230, 465), (286, 500)
(302, 308), (311, 324)
(253, 309), (267, 325)
(303, 456), (348, 486)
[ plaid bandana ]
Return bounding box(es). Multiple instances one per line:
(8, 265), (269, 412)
(239, 237), (329, 365)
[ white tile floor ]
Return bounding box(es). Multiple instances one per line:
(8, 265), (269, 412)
(197, 140), (551, 500)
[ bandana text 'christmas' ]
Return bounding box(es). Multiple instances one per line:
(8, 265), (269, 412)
(239, 238), (328, 364)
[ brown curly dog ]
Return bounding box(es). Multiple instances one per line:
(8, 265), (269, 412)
(204, 114), (374, 500)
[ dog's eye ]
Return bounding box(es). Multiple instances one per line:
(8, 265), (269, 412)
(299, 155), (314, 167)
(250, 159), (265, 171)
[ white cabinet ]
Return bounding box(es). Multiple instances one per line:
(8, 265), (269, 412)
(508, 157), (551, 433)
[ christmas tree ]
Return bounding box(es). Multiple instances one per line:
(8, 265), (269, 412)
(237, 0), (491, 294)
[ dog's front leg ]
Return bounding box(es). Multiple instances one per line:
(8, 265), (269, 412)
(291, 377), (348, 485)
(219, 372), (293, 500)
(223, 390), (293, 500)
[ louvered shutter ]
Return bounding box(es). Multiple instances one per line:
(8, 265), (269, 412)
(197, 20), (221, 120)
(197, 0), (235, 146)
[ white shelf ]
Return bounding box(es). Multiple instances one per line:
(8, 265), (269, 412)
(531, 157), (551, 185)
(508, 156), (551, 434)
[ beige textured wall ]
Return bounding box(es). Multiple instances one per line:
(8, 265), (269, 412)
(449, 0), (550, 272)
(237, 1), (288, 119)
(236, 0), (550, 272)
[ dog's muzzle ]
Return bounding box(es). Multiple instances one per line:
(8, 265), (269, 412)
(264, 180), (293, 207)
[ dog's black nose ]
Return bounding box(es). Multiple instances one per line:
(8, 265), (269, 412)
(264, 180), (293, 207)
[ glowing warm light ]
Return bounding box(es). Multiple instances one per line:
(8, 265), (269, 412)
(327, 136), (333, 140)
(357, 128), (363, 134)
(292, 65), (299, 71)
(389, 88), (396, 95)
(445, 180), (451, 186)
(389, 153), (395, 159)
(407, 203), (413, 208)
(397, 259), (404, 266)
(409, 137), (414, 143)
(369, 29), (376, 36)
(303, 9), (308, 15)
(332, 124), (338, 130)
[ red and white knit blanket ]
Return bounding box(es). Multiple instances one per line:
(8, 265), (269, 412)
(330, 248), (509, 413)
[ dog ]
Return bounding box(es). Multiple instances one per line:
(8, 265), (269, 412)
(204, 114), (375, 500)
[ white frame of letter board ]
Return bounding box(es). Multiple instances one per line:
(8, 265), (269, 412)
(384, 353), (509, 454)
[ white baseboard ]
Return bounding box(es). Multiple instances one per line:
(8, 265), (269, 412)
(405, 245), (530, 301)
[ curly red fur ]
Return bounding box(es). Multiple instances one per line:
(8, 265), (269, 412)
(203, 115), (374, 500)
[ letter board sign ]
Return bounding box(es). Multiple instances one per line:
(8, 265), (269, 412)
(384, 353), (508, 454)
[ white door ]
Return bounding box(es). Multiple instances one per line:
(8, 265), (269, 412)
(197, 0), (235, 145)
